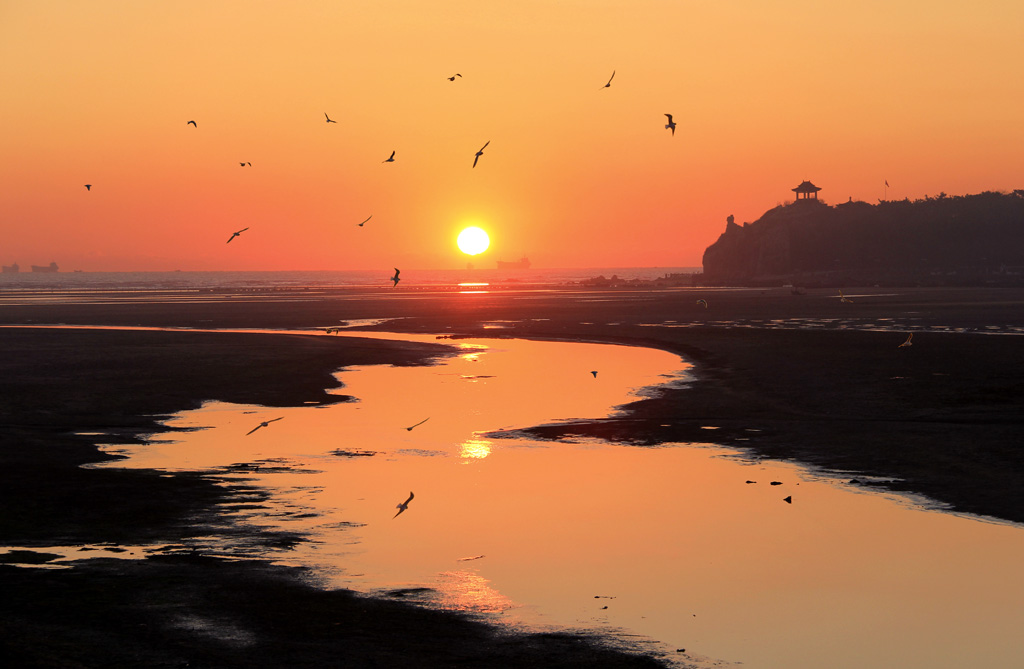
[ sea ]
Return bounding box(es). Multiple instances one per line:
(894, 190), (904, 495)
(0, 267), (700, 292)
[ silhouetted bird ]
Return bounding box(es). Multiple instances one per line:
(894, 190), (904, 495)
(84, 184), (92, 191)
(664, 114), (676, 136)
(358, 215), (372, 227)
(590, 370), (598, 378)
(246, 416), (284, 436)
(393, 491), (414, 518)
(898, 333), (914, 348)
(390, 267), (400, 286)
(602, 70), (615, 88)
(783, 496), (792, 504)
(697, 299), (708, 309)
(226, 227), (249, 244)
(187, 120), (197, 127)
(473, 141), (489, 168)
(405, 417), (429, 431)
(447, 73), (462, 81)
(239, 162), (251, 167)
(325, 112), (337, 123)
(383, 150), (395, 163)
(839, 289), (853, 303)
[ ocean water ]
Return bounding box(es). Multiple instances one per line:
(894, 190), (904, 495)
(0, 267), (700, 292)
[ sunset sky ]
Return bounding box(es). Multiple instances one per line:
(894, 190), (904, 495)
(2, 1), (1022, 271)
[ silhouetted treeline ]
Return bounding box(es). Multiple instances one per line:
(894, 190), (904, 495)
(701, 191), (1024, 286)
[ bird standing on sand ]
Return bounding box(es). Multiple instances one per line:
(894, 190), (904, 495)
(664, 114), (676, 136)
(226, 227), (249, 244)
(697, 299), (708, 309)
(84, 184), (92, 191)
(358, 215), (372, 227)
(246, 417), (284, 436)
(187, 120), (197, 127)
(405, 417), (429, 431)
(602, 70), (615, 88)
(383, 150), (395, 163)
(325, 112), (337, 123)
(473, 141), (489, 168)
(390, 267), (401, 287)
(898, 333), (914, 348)
(393, 491), (414, 518)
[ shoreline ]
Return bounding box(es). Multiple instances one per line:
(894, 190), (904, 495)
(3, 286), (1024, 666)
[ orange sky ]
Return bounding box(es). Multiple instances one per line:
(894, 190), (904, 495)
(2, 1), (1023, 271)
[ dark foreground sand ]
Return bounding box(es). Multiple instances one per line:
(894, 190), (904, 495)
(2, 285), (1023, 667)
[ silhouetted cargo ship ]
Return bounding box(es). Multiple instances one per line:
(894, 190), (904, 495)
(496, 257), (531, 269)
(2, 262), (18, 273)
(31, 262), (59, 273)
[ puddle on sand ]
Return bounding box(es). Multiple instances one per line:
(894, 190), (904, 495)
(68, 333), (1024, 668)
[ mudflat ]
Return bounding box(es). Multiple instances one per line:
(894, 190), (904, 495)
(2, 285), (1022, 667)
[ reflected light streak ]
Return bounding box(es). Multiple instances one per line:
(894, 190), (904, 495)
(433, 570), (516, 614)
(459, 439), (492, 460)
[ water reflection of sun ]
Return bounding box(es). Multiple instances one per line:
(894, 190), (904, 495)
(435, 570), (516, 614)
(459, 439), (492, 460)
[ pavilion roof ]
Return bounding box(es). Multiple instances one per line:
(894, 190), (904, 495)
(792, 180), (821, 193)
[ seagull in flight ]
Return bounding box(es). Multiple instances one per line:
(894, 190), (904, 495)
(602, 70), (615, 88)
(590, 370), (598, 378)
(447, 73), (462, 81)
(325, 112), (337, 123)
(839, 289), (853, 303)
(226, 227), (249, 244)
(358, 215), (372, 227)
(187, 120), (197, 127)
(405, 417), (429, 431)
(239, 162), (251, 167)
(390, 267), (401, 287)
(246, 416), (284, 436)
(898, 333), (914, 348)
(664, 114), (676, 136)
(393, 491), (414, 518)
(697, 299), (708, 309)
(383, 150), (395, 163)
(473, 141), (489, 168)
(84, 184), (92, 191)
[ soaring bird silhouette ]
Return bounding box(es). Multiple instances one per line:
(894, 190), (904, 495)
(590, 370), (598, 378)
(839, 289), (853, 303)
(602, 70), (615, 88)
(473, 141), (489, 168)
(358, 215), (372, 227)
(697, 299), (708, 309)
(187, 120), (197, 127)
(404, 417), (429, 431)
(246, 416), (284, 436)
(390, 267), (401, 287)
(664, 114), (676, 136)
(383, 150), (395, 163)
(898, 333), (914, 348)
(393, 491), (414, 518)
(226, 227), (249, 244)
(239, 162), (251, 167)
(325, 112), (337, 123)
(447, 73), (462, 81)
(84, 184), (92, 191)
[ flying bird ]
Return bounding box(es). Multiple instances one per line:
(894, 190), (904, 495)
(898, 333), (914, 348)
(325, 112), (337, 123)
(226, 227), (249, 244)
(783, 496), (793, 504)
(187, 120), (197, 127)
(390, 267), (401, 286)
(839, 289), (853, 303)
(393, 491), (414, 518)
(246, 416), (284, 436)
(697, 299), (708, 309)
(84, 184), (92, 191)
(590, 370), (598, 378)
(447, 73), (462, 81)
(472, 141), (489, 168)
(602, 70), (615, 88)
(383, 150), (395, 163)
(239, 162), (251, 167)
(358, 215), (372, 227)
(664, 114), (676, 136)
(404, 417), (429, 431)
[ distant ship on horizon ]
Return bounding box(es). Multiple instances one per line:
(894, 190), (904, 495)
(31, 262), (59, 273)
(496, 256), (531, 270)
(2, 262), (18, 273)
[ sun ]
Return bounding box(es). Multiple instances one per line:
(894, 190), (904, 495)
(457, 226), (490, 255)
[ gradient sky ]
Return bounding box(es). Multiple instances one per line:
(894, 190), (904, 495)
(2, 1), (1023, 271)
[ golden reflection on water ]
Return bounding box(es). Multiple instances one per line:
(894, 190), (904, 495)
(87, 333), (1024, 669)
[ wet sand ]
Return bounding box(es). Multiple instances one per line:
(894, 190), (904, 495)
(2, 285), (1023, 667)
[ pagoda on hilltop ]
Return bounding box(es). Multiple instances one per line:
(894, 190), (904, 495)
(792, 180), (821, 201)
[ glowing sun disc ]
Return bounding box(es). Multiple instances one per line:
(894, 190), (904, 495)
(457, 227), (490, 255)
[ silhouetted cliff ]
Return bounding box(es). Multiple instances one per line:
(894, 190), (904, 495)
(702, 191), (1024, 286)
